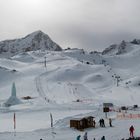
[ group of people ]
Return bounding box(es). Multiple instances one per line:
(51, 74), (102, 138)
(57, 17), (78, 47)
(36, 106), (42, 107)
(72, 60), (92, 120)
(40, 123), (134, 140)
(99, 118), (112, 127)
(77, 125), (135, 140)
(77, 132), (88, 140)
(99, 119), (105, 127)
(77, 132), (105, 140)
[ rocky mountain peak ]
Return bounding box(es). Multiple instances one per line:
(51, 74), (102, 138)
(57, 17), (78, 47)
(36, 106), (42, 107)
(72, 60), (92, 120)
(102, 39), (140, 56)
(0, 30), (62, 58)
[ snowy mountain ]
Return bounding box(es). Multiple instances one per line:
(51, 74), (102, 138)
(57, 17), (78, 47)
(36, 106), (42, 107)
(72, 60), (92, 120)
(102, 39), (140, 56)
(1, 35), (140, 139)
(0, 30), (62, 58)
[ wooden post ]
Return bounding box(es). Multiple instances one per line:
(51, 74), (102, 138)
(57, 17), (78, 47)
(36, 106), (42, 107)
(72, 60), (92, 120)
(13, 112), (16, 136)
(105, 112), (107, 118)
(44, 57), (46, 67)
(50, 113), (53, 128)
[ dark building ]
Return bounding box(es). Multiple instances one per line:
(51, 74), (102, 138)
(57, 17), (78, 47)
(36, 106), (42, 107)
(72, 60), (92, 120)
(70, 116), (95, 131)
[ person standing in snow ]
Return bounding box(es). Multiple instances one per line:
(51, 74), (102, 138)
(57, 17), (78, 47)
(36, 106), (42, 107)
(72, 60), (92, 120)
(93, 120), (96, 128)
(76, 135), (81, 140)
(109, 118), (112, 127)
(83, 132), (88, 140)
(101, 136), (105, 140)
(99, 119), (102, 127)
(129, 125), (135, 137)
(102, 119), (105, 127)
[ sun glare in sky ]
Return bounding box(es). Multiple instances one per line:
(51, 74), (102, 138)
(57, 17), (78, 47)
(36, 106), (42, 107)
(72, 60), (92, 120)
(21, 0), (41, 6)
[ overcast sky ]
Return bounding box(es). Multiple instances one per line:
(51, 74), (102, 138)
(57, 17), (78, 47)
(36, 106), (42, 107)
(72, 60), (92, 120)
(0, 0), (140, 51)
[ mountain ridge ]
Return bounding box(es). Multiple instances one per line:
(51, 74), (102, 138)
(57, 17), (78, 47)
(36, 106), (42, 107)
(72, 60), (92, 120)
(102, 39), (140, 56)
(0, 30), (62, 58)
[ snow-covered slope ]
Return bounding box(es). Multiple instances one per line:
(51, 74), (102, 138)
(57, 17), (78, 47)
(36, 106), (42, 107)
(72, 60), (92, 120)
(0, 30), (62, 58)
(1, 37), (140, 139)
(0, 45), (139, 107)
(1, 43), (140, 106)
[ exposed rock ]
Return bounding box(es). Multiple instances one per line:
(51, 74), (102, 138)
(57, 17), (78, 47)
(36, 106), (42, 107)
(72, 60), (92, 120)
(0, 30), (62, 58)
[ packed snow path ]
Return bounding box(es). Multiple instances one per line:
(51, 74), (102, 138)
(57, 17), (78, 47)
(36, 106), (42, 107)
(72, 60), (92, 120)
(35, 67), (61, 104)
(35, 72), (50, 103)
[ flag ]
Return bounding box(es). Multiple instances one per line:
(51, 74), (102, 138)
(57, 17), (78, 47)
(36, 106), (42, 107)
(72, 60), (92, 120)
(13, 112), (16, 130)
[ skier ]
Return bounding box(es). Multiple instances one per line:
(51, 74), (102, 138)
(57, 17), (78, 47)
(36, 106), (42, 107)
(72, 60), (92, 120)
(83, 132), (88, 140)
(101, 136), (105, 140)
(77, 135), (81, 140)
(109, 118), (112, 127)
(129, 125), (135, 137)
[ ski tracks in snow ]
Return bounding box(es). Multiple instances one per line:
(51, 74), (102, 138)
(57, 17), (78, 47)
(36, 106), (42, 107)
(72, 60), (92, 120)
(35, 67), (60, 103)
(35, 72), (49, 103)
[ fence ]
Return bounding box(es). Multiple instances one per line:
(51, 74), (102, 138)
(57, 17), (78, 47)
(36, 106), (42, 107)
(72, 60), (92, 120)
(117, 113), (140, 119)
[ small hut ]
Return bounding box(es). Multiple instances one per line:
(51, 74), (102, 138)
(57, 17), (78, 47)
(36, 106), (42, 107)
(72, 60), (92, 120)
(70, 116), (95, 131)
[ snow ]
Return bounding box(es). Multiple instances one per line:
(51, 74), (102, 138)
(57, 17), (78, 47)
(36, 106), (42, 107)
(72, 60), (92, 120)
(0, 42), (140, 139)
(1, 110), (140, 140)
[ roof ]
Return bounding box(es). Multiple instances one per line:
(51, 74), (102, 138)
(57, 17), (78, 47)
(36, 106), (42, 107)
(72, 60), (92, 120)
(103, 103), (114, 107)
(70, 116), (95, 121)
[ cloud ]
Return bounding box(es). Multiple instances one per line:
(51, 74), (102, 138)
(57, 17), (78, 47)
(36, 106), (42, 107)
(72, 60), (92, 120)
(0, 0), (140, 51)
